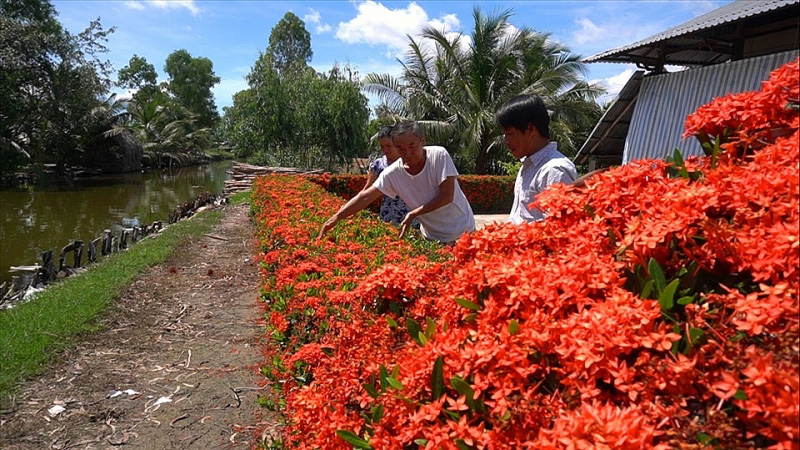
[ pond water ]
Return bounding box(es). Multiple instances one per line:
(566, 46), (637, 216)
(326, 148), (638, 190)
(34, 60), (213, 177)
(0, 160), (233, 286)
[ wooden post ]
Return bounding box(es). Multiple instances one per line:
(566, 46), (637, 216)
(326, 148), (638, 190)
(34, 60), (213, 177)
(11, 275), (22, 293)
(73, 240), (84, 268)
(40, 250), (55, 282)
(58, 242), (71, 273)
(120, 229), (129, 249)
(102, 229), (112, 256)
(89, 238), (101, 262)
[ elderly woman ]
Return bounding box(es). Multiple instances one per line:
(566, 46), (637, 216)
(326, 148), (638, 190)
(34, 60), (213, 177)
(362, 126), (410, 225)
(320, 120), (475, 243)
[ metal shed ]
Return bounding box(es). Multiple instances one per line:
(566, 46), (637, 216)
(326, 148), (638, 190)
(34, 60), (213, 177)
(575, 0), (799, 166)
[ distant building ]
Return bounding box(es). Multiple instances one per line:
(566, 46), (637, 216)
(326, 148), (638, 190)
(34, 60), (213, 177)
(575, 0), (799, 169)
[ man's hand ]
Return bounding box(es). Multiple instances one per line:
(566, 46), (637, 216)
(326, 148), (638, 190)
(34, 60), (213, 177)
(318, 216), (338, 240)
(399, 210), (419, 238)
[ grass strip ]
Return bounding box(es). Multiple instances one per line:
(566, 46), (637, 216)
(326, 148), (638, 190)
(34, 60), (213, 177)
(0, 209), (222, 402)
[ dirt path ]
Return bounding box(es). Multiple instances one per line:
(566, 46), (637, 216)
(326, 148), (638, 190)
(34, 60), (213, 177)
(0, 204), (277, 449)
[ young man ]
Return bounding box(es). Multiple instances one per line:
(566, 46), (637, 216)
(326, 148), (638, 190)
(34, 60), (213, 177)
(495, 94), (577, 224)
(319, 120), (475, 243)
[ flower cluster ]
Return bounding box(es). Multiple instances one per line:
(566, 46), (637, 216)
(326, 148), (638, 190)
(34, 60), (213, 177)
(307, 174), (515, 213)
(684, 58), (799, 158)
(253, 60), (798, 449)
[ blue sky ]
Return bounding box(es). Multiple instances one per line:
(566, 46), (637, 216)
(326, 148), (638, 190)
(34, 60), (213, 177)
(52, 0), (731, 111)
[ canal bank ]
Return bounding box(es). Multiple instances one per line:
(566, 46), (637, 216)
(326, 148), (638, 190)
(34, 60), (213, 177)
(0, 199), (279, 448)
(0, 160), (234, 286)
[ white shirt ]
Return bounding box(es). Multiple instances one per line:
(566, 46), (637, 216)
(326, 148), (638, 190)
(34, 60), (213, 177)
(374, 146), (475, 242)
(510, 142), (577, 224)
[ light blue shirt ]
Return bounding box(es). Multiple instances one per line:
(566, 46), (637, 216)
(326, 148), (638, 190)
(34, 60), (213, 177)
(510, 142), (577, 224)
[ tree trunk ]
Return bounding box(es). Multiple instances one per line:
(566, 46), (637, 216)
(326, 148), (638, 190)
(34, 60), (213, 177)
(474, 133), (493, 175)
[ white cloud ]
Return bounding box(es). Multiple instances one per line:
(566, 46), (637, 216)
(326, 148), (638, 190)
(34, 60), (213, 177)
(683, 0), (720, 16)
(573, 18), (604, 45)
(304, 8), (332, 34)
(213, 77), (250, 111)
(124, 1), (145, 11)
(124, 0), (200, 16)
(335, 1), (461, 58)
(571, 15), (662, 55)
(591, 67), (636, 105)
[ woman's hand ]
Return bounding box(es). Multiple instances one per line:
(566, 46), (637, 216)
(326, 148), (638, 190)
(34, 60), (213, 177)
(399, 210), (419, 238)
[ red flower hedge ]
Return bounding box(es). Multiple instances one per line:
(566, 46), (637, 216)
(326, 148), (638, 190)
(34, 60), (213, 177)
(308, 174), (515, 213)
(253, 59), (799, 449)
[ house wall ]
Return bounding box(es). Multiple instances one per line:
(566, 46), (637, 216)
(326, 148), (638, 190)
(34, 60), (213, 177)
(622, 49), (798, 164)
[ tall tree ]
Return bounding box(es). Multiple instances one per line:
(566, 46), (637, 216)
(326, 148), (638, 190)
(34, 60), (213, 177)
(1, 0), (115, 176)
(266, 12), (312, 74)
(221, 14), (368, 169)
(164, 49), (220, 128)
(364, 7), (603, 174)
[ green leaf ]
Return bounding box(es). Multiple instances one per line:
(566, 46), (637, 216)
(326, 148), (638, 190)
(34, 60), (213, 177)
(455, 297), (482, 311)
(385, 316), (398, 327)
(372, 404), (384, 423)
(508, 319), (519, 336)
(335, 430), (372, 449)
(671, 148), (689, 178)
(463, 313), (478, 323)
(671, 324), (681, 355)
(733, 389), (748, 401)
(418, 331), (428, 346)
(432, 356), (445, 401)
(697, 432), (715, 445)
(320, 347), (334, 357)
(386, 377), (403, 391)
(648, 258), (666, 293)
(689, 327), (705, 344)
(677, 296), (694, 305)
(501, 410), (511, 421)
(363, 383), (380, 399)
(450, 376), (474, 400)
(659, 278), (680, 311)
(443, 409), (459, 420)
(379, 365), (389, 391)
(641, 279), (654, 299)
(456, 439), (471, 450)
(406, 318), (422, 345)
(391, 365), (400, 379)
(414, 439), (429, 446)
(607, 227), (616, 246)
(425, 317), (437, 338)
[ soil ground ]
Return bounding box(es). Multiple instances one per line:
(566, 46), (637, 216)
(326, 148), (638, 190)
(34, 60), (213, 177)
(0, 207), (507, 450)
(0, 203), (278, 449)
(473, 214), (509, 230)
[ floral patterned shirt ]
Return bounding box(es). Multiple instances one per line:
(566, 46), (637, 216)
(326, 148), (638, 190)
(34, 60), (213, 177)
(369, 156), (410, 225)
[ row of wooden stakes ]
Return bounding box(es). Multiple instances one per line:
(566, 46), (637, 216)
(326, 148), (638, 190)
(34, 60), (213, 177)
(0, 222), (163, 307)
(1, 191), (222, 308)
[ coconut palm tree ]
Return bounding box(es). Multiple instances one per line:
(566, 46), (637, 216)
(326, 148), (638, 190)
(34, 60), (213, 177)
(364, 7), (604, 174)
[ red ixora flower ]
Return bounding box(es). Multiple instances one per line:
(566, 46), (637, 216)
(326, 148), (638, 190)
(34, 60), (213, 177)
(250, 60), (799, 449)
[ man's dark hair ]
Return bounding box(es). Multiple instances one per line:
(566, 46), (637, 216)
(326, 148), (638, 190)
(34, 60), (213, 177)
(495, 94), (550, 139)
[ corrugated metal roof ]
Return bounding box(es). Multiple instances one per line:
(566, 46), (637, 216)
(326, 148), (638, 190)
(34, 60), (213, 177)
(622, 50), (798, 163)
(585, 0), (799, 64)
(574, 71), (643, 165)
